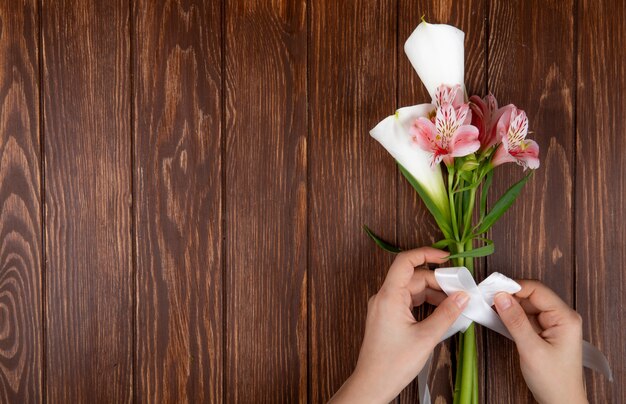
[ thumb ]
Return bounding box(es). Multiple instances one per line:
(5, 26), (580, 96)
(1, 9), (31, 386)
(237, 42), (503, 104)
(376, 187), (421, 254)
(419, 292), (469, 342)
(494, 292), (542, 353)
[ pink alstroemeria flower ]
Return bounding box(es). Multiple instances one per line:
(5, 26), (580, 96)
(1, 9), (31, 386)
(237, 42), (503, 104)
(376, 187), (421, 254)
(410, 102), (480, 167)
(470, 94), (515, 150)
(491, 108), (540, 170)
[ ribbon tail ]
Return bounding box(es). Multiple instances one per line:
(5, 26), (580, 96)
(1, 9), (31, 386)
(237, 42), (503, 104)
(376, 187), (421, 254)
(417, 351), (433, 404)
(582, 340), (614, 381)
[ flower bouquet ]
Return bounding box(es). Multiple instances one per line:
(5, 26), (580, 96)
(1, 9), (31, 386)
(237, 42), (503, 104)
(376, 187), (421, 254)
(365, 20), (539, 403)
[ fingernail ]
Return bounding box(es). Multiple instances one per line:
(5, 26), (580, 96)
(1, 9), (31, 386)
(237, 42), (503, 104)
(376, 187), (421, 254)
(495, 293), (512, 310)
(454, 292), (470, 309)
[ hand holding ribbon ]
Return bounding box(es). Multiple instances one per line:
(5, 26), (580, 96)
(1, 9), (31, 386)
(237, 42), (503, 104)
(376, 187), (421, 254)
(330, 250), (612, 404)
(418, 267), (613, 404)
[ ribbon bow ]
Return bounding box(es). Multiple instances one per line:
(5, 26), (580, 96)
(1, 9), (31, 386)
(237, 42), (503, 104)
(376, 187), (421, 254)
(417, 267), (613, 404)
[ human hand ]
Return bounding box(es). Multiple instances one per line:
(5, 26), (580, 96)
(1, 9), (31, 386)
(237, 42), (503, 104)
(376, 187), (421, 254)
(494, 281), (587, 404)
(329, 248), (470, 404)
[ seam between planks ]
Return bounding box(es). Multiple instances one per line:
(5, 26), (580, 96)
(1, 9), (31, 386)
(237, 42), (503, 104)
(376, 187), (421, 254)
(129, 0), (137, 402)
(572, 0), (579, 314)
(37, 0), (47, 401)
(306, 0), (312, 402)
(220, 0), (228, 402)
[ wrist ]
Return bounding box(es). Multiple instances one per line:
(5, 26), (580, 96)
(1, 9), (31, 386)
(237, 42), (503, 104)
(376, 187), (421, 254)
(329, 369), (389, 404)
(535, 387), (587, 404)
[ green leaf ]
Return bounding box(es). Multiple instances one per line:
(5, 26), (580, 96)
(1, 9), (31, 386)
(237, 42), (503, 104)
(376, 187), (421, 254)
(363, 225), (402, 253)
(479, 170), (494, 221)
(447, 238), (494, 259)
(475, 172), (533, 235)
(432, 238), (457, 249)
(397, 163), (453, 238)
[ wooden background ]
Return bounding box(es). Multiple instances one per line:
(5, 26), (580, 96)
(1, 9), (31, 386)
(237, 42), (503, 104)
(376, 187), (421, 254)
(0, 0), (623, 402)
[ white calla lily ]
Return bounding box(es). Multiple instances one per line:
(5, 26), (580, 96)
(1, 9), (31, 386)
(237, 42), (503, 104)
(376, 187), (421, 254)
(370, 104), (450, 220)
(404, 21), (465, 100)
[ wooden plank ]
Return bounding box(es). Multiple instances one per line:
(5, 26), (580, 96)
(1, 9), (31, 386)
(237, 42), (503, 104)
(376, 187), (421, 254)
(42, 0), (132, 401)
(396, 2), (486, 402)
(133, 1), (223, 402)
(0, 0), (42, 402)
(224, 1), (307, 402)
(308, 0), (397, 401)
(576, 0), (626, 400)
(486, 0), (575, 402)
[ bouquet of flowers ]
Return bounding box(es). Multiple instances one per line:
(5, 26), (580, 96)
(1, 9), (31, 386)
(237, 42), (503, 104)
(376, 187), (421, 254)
(365, 19), (613, 404)
(365, 20), (541, 403)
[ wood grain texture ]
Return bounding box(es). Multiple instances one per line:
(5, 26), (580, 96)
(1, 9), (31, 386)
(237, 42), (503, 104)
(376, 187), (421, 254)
(396, 2), (486, 402)
(42, 0), (132, 401)
(308, 0), (397, 402)
(0, 1), (622, 402)
(487, 0), (575, 402)
(576, 0), (626, 400)
(0, 0), (42, 402)
(133, 0), (223, 402)
(224, 1), (307, 402)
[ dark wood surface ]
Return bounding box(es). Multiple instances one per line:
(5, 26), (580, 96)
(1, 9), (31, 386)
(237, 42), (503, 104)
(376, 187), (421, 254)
(576, 0), (626, 401)
(42, 0), (133, 402)
(0, 0), (623, 403)
(133, 0), (223, 402)
(0, 0), (41, 402)
(309, 1), (397, 402)
(225, 1), (307, 402)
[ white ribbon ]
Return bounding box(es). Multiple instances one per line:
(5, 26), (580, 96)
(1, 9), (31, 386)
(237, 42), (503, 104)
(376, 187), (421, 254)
(417, 267), (613, 404)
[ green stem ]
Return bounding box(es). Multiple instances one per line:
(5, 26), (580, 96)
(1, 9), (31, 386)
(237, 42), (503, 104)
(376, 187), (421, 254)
(457, 242), (476, 404)
(464, 240), (474, 274)
(451, 175), (480, 404)
(472, 360), (478, 404)
(453, 331), (464, 404)
(459, 323), (476, 404)
(448, 169), (460, 240)
(462, 187), (477, 242)
(465, 244), (478, 404)
(472, 353), (479, 404)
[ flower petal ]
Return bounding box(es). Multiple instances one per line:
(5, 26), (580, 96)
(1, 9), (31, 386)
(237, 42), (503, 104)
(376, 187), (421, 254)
(485, 94), (498, 112)
(470, 96), (487, 132)
(395, 103), (436, 131)
(369, 104), (449, 213)
(410, 117), (438, 152)
(435, 84), (464, 108)
(404, 21), (465, 100)
(450, 125), (480, 157)
(494, 104), (515, 147)
(513, 139), (540, 170)
(491, 143), (517, 167)
(435, 103), (458, 136)
(507, 109), (529, 147)
(456, 103), (471, 126)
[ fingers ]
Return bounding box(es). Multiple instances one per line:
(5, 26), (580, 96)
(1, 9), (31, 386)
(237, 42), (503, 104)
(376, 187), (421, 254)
(513, 280), (582, 333)
(412, 288), (447, 307)
(494, 292), (544, 353)
(406, 268), (444, 295)
(537, 309), (583, 337)
(383, 248), (449, 289)
(417, 292), (469, 343)
(514, 280), (569, 312)
(405, 268), (446, 307)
